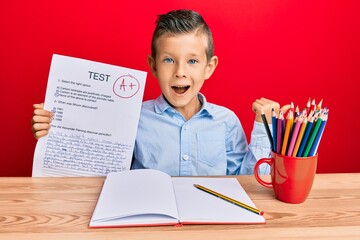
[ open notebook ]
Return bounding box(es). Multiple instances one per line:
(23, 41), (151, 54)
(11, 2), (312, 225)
(89, 169), (265, 227)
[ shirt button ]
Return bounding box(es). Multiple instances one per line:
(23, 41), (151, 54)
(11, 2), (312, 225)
(183, 155), (189, 161)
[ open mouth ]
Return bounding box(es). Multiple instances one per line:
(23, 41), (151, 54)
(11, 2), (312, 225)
(172, 85), (190, 94)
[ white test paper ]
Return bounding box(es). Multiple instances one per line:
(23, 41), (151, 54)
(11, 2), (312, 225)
(33, 54), (147, 176)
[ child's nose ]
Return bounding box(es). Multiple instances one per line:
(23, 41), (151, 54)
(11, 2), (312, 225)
(175, 62), (186, 78)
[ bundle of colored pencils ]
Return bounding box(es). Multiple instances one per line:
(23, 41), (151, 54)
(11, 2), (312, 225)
(263, 98), (328, 157)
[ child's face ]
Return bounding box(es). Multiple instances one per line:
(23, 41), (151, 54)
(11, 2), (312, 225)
(148, 31), (218, 115)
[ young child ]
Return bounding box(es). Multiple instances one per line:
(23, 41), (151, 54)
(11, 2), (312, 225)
(32, 9), (283, 176)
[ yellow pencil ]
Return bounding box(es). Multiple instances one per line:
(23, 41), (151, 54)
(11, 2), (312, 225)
(193, 184), (264, 216)
(281, 110), (294, 155)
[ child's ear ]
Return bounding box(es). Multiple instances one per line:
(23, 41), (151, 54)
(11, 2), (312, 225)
(204, 56), (218, 80)
(147, 55), (158, 78)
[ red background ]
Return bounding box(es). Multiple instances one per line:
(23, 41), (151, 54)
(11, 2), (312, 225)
(1, 0), (359, 176)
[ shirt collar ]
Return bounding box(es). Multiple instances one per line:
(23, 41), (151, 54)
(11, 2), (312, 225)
(154, 93), (215, 118)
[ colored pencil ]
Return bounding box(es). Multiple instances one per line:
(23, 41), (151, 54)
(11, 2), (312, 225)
(277, 111), (284, 154)
(306, 98), (311, 115)
(316, 99), (323, 111)
(281, 110), (293, 155)
(292, 117), (308, 157)
(267, 98), (329, 157)
(307, 110), (314, 121)
(311, 99), (316, 112)
(302, 115), (323, 157)
(290, 102), (294, 113)
(294, 105), (300, 119)
(287, 115), (303, 156)
(260, 109), (274, 151)
(309, 112), (328, 156)
(193, 184), (264, 216)
(271, 108), (277, 153)
(281, 112), (285, 139)
(297, 116), (314, 157)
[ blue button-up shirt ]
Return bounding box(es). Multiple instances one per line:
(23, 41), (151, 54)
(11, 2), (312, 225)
(132, 94), (270, 176)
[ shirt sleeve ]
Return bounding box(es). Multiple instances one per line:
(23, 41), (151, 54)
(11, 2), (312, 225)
(225, 114), (250, 175)
(248, 121), (271, 174)
(226, 114), (271, 175)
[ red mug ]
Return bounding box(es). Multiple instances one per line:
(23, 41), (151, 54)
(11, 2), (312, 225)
(254, 152), (317, 204)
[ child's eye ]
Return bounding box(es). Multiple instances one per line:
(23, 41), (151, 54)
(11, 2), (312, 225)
(188, 59), (198, 65)
(163, 58), (174, 63)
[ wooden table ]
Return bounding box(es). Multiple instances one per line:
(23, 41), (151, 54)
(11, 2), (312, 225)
(0, 173), (359, 239)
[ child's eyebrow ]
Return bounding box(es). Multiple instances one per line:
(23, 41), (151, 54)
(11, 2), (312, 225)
(157, 51), (203, 59)
(157, 50), (173, 56)
(187, 53), (201, 58)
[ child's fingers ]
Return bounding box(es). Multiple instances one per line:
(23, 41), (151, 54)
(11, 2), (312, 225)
(33, 103), (44, 109)
(280, 104), (291, 114)
(252, 100), (272, 123)
(32, 122), (51, 131)
(33, 129), (50, 140)
(254, 98), (280, 113)
(260, 98), (280, 111)
(32, 114), (52, 124)
(33, 108), (53, 118)
(32, 103), (52, 139)
(33, 102), (53, 121)
(252, 101), (262, 114)
(32, 122), (51, 139)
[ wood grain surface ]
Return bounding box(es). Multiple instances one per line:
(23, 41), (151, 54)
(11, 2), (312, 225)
(0, 174), (359, 239)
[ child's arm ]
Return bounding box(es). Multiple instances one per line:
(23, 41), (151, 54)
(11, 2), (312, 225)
(32, 103), (53, 139)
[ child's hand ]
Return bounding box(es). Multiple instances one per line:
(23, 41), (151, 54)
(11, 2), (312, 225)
(32, 103), (53, 139)
(252, 98), (290, 123)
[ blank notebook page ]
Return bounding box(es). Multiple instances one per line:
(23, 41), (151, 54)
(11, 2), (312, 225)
(91, 169), (179, 224)
(172, 177), (265, 224)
